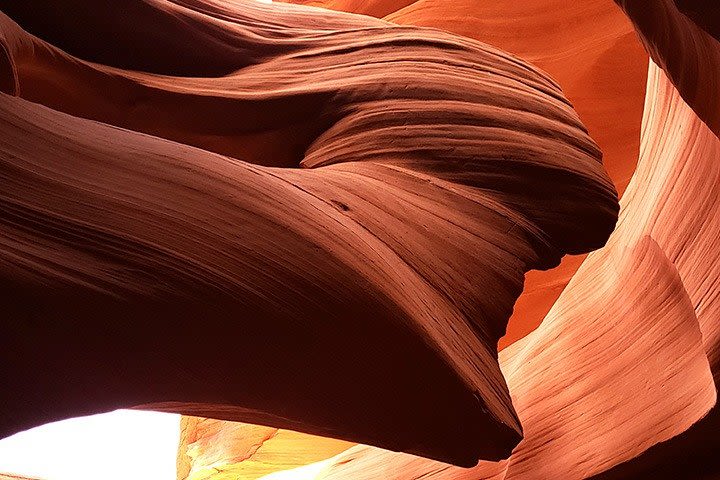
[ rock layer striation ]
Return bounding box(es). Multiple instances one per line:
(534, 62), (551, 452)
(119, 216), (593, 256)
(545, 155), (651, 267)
(0, 0), (618, 468)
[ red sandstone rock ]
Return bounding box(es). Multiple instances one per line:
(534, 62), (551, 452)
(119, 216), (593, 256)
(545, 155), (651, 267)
(279, 61), (720, 480)
(4, 1), (719, 478)
(0, 0), (618, 468)
(283, 0), (650, 347)
(177, 3), (720, 478)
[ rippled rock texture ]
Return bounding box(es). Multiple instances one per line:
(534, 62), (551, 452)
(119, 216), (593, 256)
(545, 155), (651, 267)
(0, 0), (618, 470)
(291, 61), (719, 480)
(1, 0), (718, 479)
(174, 1), (720, 479)
(289, 0), (650, 346)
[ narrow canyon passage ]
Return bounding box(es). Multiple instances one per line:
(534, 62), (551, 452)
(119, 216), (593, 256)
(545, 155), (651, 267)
(0, 0), (718, 479)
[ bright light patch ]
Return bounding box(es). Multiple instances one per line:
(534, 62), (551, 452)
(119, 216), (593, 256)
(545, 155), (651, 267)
(259, 458), (332, 480)
(0, 410), (180, 480)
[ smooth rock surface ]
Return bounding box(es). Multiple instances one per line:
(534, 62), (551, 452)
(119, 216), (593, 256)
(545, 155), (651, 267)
(0, 0), (617, 468)
(267, 60), (719, 480)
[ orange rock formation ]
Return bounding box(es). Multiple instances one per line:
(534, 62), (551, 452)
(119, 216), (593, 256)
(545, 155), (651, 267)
(175, 1), (720, 479)
(1, 1), (718, 479)
(297, 62), (720, 480)
(287, 0), (650, 347)
(0, 0), (617, 470)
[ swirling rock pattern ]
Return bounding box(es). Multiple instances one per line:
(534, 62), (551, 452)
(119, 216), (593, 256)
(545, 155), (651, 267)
(0, 0), (618, 469)
(264, 59), (720, 480)
(283, 0), (650, 346)
(171, 2), (654, 474)
(177, 2), (720, 479)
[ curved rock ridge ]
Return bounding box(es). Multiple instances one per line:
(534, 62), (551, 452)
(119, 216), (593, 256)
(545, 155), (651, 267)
(267, 61), (720, 480)
(379, 0), (650, 347)
(280, 0), (649, 345)
(0, 0), (618, 468)
(175, 3), (720, 479)
(0, 0), (387, 77)
(614, 0), (720, 137)
(584, 57), (720, 480)
(3, 0), (649, 346)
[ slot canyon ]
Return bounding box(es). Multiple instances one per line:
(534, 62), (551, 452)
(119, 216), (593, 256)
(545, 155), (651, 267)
(0, 0), (718, 479)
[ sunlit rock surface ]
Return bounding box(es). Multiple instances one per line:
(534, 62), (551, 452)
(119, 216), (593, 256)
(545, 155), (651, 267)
(296, 62), (719, 480)
(173, 2), (720, 479)
(178, 417), (352, 480)
(285, 0), (650, 346)
(1, 0), (718, 479)
(0, 0), (618, 470)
